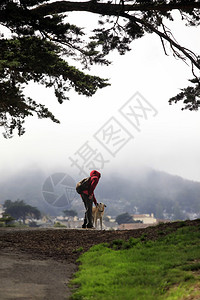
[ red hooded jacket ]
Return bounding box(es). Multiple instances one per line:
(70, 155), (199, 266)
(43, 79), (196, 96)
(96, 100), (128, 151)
(82, 170), (101, 206)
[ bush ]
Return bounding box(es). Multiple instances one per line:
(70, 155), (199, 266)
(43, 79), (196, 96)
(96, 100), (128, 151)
(54, 222), (66, 228)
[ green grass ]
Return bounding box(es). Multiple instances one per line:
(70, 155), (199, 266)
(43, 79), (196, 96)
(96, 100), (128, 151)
(70, 223), (200, 300)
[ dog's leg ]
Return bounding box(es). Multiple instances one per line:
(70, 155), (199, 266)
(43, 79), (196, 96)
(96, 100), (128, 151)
(93, 213), (97, 228)
(95, 217), (98, 229)
(100, 217), (102, 230)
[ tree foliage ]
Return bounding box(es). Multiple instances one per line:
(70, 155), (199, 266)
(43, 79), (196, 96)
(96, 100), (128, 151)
(63, 209), (77, 217)
(1, 0), (200, 137)
(115, 212), (142, 225)
(0, 213), (15, 226)
(3, 199), (41, 224)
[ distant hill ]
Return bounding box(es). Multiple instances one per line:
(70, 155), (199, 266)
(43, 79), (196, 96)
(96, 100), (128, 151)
(97, 169), (200, 219)
(0, 167), (199, 220)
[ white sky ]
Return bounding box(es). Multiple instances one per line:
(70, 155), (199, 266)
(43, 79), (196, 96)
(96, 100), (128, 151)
(0, 10), (200, 182)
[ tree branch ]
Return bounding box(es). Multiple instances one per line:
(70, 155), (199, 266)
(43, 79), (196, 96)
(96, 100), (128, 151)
(32, 1), (200, 17)
(122, 12), (200, 71)
(32, 1), (200, 72)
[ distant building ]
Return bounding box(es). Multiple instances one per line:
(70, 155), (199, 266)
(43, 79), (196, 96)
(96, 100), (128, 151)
(118, 223), (156, 230)
(119, 213), (171, 230)
(131, 213), (157, 224)
(54, 216), (83, 228)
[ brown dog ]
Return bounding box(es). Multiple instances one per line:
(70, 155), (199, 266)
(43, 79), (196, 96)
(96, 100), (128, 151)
(92, 202), (106, 230)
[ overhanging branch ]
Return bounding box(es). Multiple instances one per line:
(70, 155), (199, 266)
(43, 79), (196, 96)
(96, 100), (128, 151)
(33, 1), (200, 72)
(33, 1), (200, 17)
(122, 12), (200, 71)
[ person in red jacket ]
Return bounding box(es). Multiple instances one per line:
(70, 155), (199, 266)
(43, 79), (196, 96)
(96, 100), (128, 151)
(81, 170), (101, 229)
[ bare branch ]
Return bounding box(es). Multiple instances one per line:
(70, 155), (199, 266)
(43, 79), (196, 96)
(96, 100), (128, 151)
(122, 12), (200, 71)
(160, 36), (168, 56)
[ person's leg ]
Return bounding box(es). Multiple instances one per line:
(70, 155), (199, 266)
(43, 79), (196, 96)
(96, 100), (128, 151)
(86, 197), (93, 228)
(81, 194), (93, 228)
(81, 194), (88, 228)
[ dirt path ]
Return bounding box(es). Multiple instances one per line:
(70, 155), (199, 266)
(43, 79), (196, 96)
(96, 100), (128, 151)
(0, 250), (77, 300)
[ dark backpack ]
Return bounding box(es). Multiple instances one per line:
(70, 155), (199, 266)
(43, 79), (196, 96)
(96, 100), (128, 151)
(76, 177), (91, 194)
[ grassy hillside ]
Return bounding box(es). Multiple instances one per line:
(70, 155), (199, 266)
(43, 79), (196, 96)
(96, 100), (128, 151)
(70, 220), (200, 300)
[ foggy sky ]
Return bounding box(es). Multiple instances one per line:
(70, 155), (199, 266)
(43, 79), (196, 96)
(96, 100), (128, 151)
(0, 11), (200, 183)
